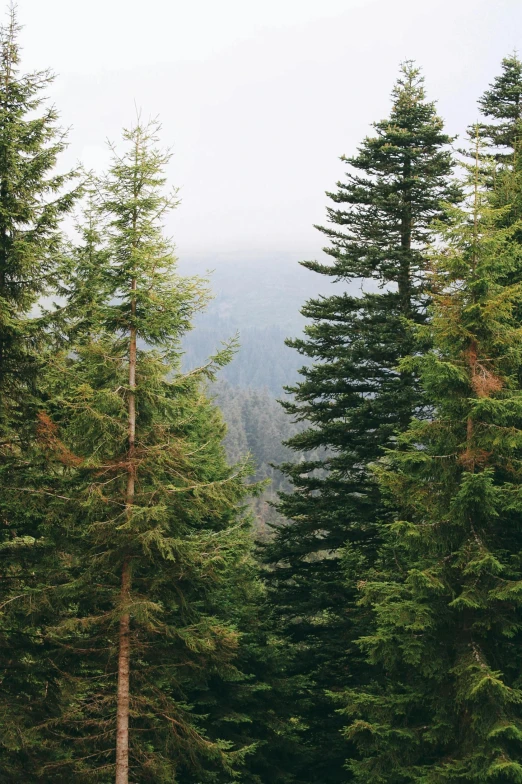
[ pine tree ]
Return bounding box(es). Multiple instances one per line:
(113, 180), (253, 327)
(263, 62), (458, 782)
(0, 4), (76, 429)
(0, 6), (77, 777)
(342, 138), (522, 783)
(33, 119), (268, 784)
(477, 54), (522, 272)
(478, 53), (522, 158)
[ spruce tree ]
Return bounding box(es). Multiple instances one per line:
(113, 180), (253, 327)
(263, 62), (458, 782)
(0, 4), (76, 428)
(477, 55), (522, 252)
(478, 53), (522, 158)
(342, 138), (522, 783)
(0, 6), (77, 777)
(34, 120), (266, 784)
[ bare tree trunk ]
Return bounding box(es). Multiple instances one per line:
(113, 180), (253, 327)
(115, 280), (137, 784)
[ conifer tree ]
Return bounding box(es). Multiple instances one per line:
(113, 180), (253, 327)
(478, 53), (522, 158)
(263, 62), (458, 782)
(36, 121), (260, 783)
(0, 6), (77, 777)
(341, 137), (522, 783)
(0, 4), (76, 428)
(477, 54), (522, 265)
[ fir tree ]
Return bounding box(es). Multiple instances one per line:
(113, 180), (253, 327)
(0, 4), (76, 429)
(263, 62), (458, 782)
(342, 138), (522, 783)
(478, 53), (522, 158)
(30, 119), (272, 784)
(477, 56), (522, 304)
(0, 6), (77, 777)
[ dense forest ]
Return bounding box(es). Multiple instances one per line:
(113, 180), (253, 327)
(2, 4), (522, 783)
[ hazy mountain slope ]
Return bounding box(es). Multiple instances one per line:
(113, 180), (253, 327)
(180, 252), (353, 394)
(210, 380), (323, 536)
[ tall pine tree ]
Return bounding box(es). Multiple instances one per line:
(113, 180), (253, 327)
(35, 120), (265, 784)
(342, 137), (522, 783)
(0, 6), (77, 778)
(263, 62), (458, 783)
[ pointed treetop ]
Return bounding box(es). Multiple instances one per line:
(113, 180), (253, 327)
(391, 59), (426, 106)
(478, 52), (522, 156)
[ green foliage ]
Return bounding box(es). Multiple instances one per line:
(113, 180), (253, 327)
(211, 380), (324, 535)
(0, 6), (77, 429)
(341, 139), (522, 783)
(478, 53), (522, 158)
(263, 61), (458, 783)
(477, 54), (522, 266)
(0, 8), (77, 778)
(3, 13), (522, 784)
(27, 121), (263, 783)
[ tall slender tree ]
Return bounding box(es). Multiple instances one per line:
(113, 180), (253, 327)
(36, 120), (264, 784)
(342, 137), (522, 783)
(263, 62), (459, 782)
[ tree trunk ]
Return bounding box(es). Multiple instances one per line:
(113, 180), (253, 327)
(399, 157), (412, 318)
(115, 279), (137, 784)
(115, 558), (131, 784)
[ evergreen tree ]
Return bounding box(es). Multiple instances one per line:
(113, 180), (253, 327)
(477, 55), (522, 255)
(0, 4), (76, 428)
(36, 121), (260, 783)
(341, 138), (522, 783)
(478, 53), (522, 158)
(0, 6), (77, 777)
(263, 62), (458, 782)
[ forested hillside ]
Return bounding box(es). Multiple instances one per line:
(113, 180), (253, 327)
(180, 253), (352, 394)
(181, 258), (338, 534)
(1, 4), (522, 783)
(210, 380), (324, 535)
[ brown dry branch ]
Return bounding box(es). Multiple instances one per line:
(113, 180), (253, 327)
(458, 448), (491, 470)
(464, 346), (503, 398)
(36, 411), (84, 467)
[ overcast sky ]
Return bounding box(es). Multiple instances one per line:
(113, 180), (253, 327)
(14, 0), (522, 258)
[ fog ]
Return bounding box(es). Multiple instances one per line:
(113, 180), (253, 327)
(16, 0), (522, 258)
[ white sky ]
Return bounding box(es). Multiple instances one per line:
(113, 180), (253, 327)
(14, 0), (522, 256)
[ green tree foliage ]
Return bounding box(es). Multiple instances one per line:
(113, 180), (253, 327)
(34, 121), (263, 783)
(263, 62), (458, 782)
(0, 6), (76, 428)
(478, 53), (522, 158)
(477, 54), (522, 248)
(4, 11), (522, 784)
(211, 380), (324, 535)
(341, 140), (522, 783)
(0, 7), (77, 778)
